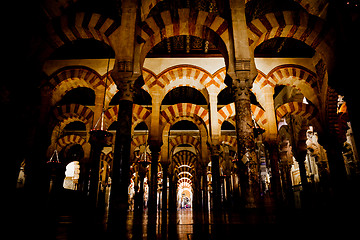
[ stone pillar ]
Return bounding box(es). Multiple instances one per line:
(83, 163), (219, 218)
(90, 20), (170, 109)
(295, 121), (310, 192)
(161, 162), (169, 211)
(198, 162), (209, 212)
(168, 171), (177, 212)
(293, 120), (310, 208)
(135, 159), (149, 213)
(266, 140), (283, 204)
(210, 144), (222, 210)
(279, 140), (294, 206)
(222, 144), (233, 208)
(148, 143), (161, 214)
(232, 76), (260, 208)
(88, 130), (112, 209)
(108, 77), (136, 230)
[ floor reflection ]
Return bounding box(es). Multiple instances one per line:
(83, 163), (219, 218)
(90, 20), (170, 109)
(128, 208), (196, 240)
(56, 206), (279, 240)
(176, 209), (193, 240)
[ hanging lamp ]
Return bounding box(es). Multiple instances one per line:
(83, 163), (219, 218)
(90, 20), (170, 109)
(90, 53), (113, 146)
(91, 54), (111, 133)
(47, 124), (61, 164)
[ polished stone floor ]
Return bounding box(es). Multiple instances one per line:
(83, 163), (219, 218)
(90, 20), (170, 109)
(14, 187), (360, 240)
(50, 204), (359, 240)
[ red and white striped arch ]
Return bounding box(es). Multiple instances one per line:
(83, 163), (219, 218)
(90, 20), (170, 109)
(217, 103), (267, 128)
(170, 135), (200, 151)
(47, 66), (113, 106)
(275, 102), (317, 122)
(46, 12), (120, 50)
(247, 10), (334, 70)
(138, 8), (230, 65)
(160, 103), (209, 128)
(252, 65), (319, 107)
(104, 104), (151, 131)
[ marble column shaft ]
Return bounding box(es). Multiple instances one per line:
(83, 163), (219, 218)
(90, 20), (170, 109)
(148, 143), (161, 214)
(108, 78), (135, 227)
(88, 130), (112, 208)
(210, 145), (222, 209)
(233, 77), (260, 208)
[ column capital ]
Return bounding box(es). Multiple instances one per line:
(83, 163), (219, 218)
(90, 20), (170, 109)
(111, 60), (141, 101)
(160, 161), (170, 169)
(149, 140), (162, 154)
(115, 78), (136, 101)
(209, 144), (220, 156)
(232, 78), (252, 101)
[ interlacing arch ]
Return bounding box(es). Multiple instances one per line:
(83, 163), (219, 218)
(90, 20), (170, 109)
(252, 65), (319, 107)
(160, 103), (209, 129)
(217, 103), (267, 128)
(104, 104), (151, 131)
(138, 7), (230, 65)
(247, 10), (334, 69)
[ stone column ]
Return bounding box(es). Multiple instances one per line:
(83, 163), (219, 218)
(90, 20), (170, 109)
(210, 144), (222, 210)
(108, 76), (136, 229)
(232, 74), (260, 208)
(295, 121), (310, 193)
(197, 162), (209, 212)
(161, 162), (169, 211)
(135, 160), (149, 213)
(148, 143), (161, 214)
(259, 85), (282, 203)
(222, 144), (233, 208)
(168, 171), (177, 212)
(266, 140), (283, 204)
(88, 130), (112, 209)
(279, 140), (294, 206)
